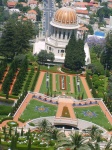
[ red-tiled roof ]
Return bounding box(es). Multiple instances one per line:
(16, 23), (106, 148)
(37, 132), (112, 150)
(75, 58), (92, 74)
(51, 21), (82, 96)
(78, 26), (89, 31)
(108, 4), (112, 8)
(27, 9), (37, 15)
(76, 9), (88, 14)
(7, 1), (17, 7)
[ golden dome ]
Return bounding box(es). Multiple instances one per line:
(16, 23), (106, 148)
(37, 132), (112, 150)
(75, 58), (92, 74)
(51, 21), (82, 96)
(54, 7), (77, 25)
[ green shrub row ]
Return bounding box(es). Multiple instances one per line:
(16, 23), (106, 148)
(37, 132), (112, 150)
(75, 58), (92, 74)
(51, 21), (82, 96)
(31, 66), (40, 91)
(24, 68), (34, 91)
(86, 73), (98, 98)
(10, 90), (27, 116)
(18, 117), (25, 123)
(0, 62), (7, 81)
(12, 58), (28, 95)
(0, 116), (13, 124)
(2, 60), (18, 95)
(61, 66), (82, 74)
(0, 93), (18, 99)
(0, 98), (14, 104)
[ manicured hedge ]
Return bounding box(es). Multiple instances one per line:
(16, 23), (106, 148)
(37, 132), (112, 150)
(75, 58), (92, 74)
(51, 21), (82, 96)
(0, 116), (13, 124)
(18, 118), (25, 123)
(0, 62), (7, 81)
(2, 60), (18, 94)
(61, 66), (82, 74)
(31, 66), (40, 91)
(12, 58), (28, 95)
(0, 93), (18, 99)
(0, 98), (14, 104)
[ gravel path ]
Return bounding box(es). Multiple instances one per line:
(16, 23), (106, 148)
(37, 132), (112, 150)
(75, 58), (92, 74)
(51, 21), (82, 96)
(80, 76), (92, 98)
(34, 71), (45, 92)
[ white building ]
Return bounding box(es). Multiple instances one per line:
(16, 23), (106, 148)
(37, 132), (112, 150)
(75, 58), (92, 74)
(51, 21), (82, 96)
(33, 6), (91, 65)
(45, 7), (80, 62)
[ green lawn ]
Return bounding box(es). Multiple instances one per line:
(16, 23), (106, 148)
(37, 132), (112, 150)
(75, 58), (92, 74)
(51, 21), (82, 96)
(74, 106), (112, 130)
(20, 99), (57, 121)
(66, 76), (71, 93)
(40, 65), (60, 72)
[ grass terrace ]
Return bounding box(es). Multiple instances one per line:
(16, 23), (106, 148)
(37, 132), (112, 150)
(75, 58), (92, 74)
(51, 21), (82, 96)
(20, 99), (57, 121)
(40, 65), (60, 72)
(74, 106), (112, 130)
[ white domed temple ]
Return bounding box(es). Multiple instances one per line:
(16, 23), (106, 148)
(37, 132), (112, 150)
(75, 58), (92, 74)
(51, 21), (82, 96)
(33, 6), (91, 65)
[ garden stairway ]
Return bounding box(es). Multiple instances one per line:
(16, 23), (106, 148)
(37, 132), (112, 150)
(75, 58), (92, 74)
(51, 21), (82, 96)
(9, 70), (19, 95)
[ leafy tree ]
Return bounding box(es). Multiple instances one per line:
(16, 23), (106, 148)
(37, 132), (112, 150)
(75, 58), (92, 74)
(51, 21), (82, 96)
(0, 19), (35, 59)
(34, 6), (42, 21)
(85, 24), (94, 35)
(47, 52), (55, 62)
(64, 33), (85, 71)
(101, 32), (112, 69)
(38, 50), (48, 64)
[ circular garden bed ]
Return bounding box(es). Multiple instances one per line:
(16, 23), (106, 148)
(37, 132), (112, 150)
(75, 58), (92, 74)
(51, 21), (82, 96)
(7, 121), (18, 127)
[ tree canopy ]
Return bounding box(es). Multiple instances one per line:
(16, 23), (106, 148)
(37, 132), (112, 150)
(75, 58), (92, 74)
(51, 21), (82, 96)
(0, 19), (35, 59)
(64, 33), (85, 71)
(100, 32), (112, 69)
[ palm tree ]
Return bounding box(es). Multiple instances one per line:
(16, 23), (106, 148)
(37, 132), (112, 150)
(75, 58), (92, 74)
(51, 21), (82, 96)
(43, 127), (66, 141)
(89, 126), (102, 141)
(37, 119), (52, 132)
(87, 142), (101, 150)
(57, 132), (88, 150)
(88, 138), (112, 150)
(105, 138), (112, 150)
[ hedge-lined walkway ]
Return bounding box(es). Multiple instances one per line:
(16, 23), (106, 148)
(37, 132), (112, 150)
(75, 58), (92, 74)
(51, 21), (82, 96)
(0, 68), (9, 91)
(80, 76), (92, 98)
(9, 70), (19, 95)
(34, 71), (45, 92)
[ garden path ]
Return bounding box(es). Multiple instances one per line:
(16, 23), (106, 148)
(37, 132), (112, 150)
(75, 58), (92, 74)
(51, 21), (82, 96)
(52, 73), (56, 91)
(34, 71), (45, 92)
(80, 76), (92, 98)
(98, 100), (112, 125)
(9, 70), (19, 95)
(13, 93), (33, 122)
(0, 68), (9, 90)
(69, 75), (74, 93)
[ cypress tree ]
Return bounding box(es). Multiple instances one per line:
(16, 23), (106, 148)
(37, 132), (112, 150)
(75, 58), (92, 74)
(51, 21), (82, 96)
(64, 32), (85, 71)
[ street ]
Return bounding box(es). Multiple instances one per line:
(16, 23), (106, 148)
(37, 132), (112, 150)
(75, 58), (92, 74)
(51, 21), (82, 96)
(42, 0), (56, 37)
